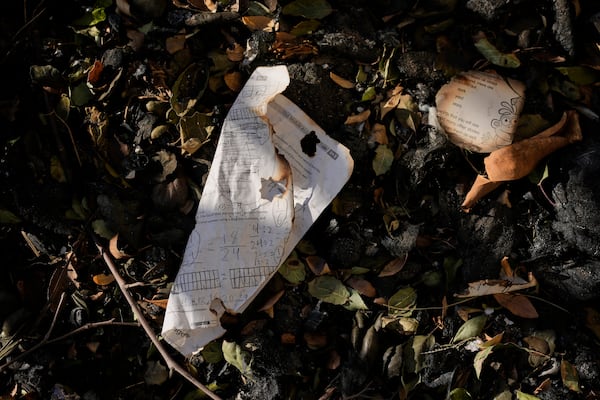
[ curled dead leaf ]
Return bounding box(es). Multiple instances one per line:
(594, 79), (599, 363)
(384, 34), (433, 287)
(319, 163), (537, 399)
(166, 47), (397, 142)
(370, 123), (388, 145)
(584, 307), (600, 340)
(462, 175), (502, 211)
(493, 293), (539, 318)
(93, 273), (115, 286)
(258, 290), (285, 314)
(109, 234), (131, 260)
(327, 349), (341, 369)
(305, 255), (331, 276)
(344, 109), (371, 125)
(346, 277), (377, 297)
(281, 332), (296, 345)
(378, 255), (408, 277)
(485, 111), (582, 181)
(455, 272), (538, 298)
(224, 71), (243, 92)
(166, 33), (187, 54)
(329, 72), (355, 89)
(226, 43), (245, 62)
(241, 16), (278, 32)
(304, 332), (327, 350)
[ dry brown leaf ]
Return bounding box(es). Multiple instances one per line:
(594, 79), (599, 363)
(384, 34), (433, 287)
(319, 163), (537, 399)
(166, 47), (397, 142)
(378, 255), (408, 277)
(89, 291), (105, 302)
(462, 174), (502, 211)
(258, 290), (285, 313)
(456, 306), (482, 321)
(329, 72), (355, 89)
(524, 335), (552, 367)
(281, 332), (296, 345)
(441, 295), (448, 320)
(373, 297), (387, 305)
(380, 85), (404, 119)
(166, 33), (186, 54)
(493, 293), (539, 318)
(499, 256), (517, 279)
(86, 341), (101, 354)
(534, 378), (552, 395)
(224, 71), (243, 92)
(305, 255), (331, 276)
(226, 43), (245, 62)
(481, 332), (504, 347)
(484, 111), (582, 181)
(109, 234), (130, 260)
(145, 298), (169, 309)
(93, 273), (115, 286)
(87, 60), (103, 86)
(455, 272), (538, 297)
(203, 0), (217, 12)
(370, 123), (389, 145)
(327, 349), (341, 369)
(497, 189), (512, 208)
(241, 15), (277, 32)
(584, 307), (600, 340)
(304, 332), (327, 349)
(241, 319), (268, 336)
(523, 335), (549, 354)
(346, 277), (377, 297)
(344, 109), (371, 125)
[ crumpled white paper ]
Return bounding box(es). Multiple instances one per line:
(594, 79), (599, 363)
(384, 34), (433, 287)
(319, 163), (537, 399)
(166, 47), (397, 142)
(435, 70), (525, 153)
(162, 66), (354, 356)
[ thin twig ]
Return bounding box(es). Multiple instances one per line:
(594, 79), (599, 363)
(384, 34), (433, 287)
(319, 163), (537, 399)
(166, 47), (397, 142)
(52, 111), (82, 167)
(46, 319), (140, 345)
(95, 240), (222, 400)
(0, 293), (66, 373)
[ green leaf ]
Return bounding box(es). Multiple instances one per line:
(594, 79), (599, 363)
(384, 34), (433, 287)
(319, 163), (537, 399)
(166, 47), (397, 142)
(30, 65), (63, 87)
(55, 94), (71, 121)
(0, 209), (21, 224)
(443, 256), (462, 288)
(71, 82), (93, 106)
(201, 341), (224, 364)
(452, 314), (487, 343)
(388, 286), (417, 316)
(73, 0), (112, 27)
(171, 63), (209, 117)
(449, 388), (472, 400)
(50, 155), (67, 183)
(247, 1), (272, 16)
(361, 86), (376, 101)
(290, 19), (321, 36)
(474, 345), (495, 378)
(474, 36), (520, 68)
(179, 112), (213, 155)
(516, 114), (551, 140)
(144, 360), (169, 385)
(282, 0), (333, 19)
(344, 288), (368, 311)
(356, 65), (367, 83)
(493, 391), (512, 400)
(403, 334), (434, 373)
(528, 162), (549, 186)
(372, 144), (394, 176)
(350, 266), (370, 275)
(515, 390), (540, 400)
(556, 66), (600, 86)
(308, 276), (350, 305)
(378, 45), (398, 83)
(222, 340), (253, 378)
(278, 252), (306, 284)
(92, 219), (115, 240)
(561, 359), (581, 392)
